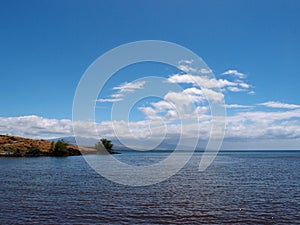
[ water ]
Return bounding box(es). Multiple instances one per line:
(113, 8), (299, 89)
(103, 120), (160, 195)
(0, 151), (299, 224)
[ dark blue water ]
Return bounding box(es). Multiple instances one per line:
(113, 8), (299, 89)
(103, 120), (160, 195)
(0, 152), (299, 224)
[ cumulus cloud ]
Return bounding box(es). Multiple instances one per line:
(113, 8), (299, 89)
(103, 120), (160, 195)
(151, 101), (175, 111)
(259, 101), (300, 109)
(137, 84), (219, 122)
(166, 88), (206, 104)
(178, 60), (213, 74)
(0, 115), (73, 139)
(168, 74), (229, 89)
(167, 73), (251, 93)
(225, 109), (300, 142)
(221, 69), (247, 79)
(138, 106), (161, 120)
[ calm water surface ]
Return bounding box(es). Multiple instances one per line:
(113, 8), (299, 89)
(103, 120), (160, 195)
(0, 151), (299, 224)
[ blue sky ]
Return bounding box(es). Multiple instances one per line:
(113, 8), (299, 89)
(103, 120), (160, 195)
(1, 0), (300, 149)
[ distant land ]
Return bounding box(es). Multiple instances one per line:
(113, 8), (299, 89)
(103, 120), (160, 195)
(1, 135), (298, 158)
(0, 135), (96, 157)
(48, 136), (300, 152)
(51, 136), (195, 150)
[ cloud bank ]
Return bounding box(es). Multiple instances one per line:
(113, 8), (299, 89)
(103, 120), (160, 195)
(1, 64), (299, 150)
(1, 104), (300, 149)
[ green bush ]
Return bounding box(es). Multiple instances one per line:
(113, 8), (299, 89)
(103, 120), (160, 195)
(25, 147), (41, 156)
(52, 140), (69, 156)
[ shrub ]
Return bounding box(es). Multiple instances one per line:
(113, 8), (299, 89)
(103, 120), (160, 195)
(95, 138), (114, 154)
(52, 140), (69, 156)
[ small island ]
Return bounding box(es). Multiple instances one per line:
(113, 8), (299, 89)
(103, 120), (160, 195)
(94, 138), (120, 154)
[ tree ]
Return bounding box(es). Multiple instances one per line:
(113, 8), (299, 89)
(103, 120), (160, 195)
(95, 138), (114, 154)
(25, 146), (41, 157)
(101, 138), (113, 151)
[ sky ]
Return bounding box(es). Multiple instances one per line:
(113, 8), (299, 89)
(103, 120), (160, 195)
(1, 0), (300, 149)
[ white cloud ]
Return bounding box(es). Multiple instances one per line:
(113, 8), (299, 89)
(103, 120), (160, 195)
(201, 88), (224, 102)
(138, 106), (160, 120)
(200, 68), (212, 74)
(227, 86), (247, 92)
(112, 80), (146, 93)
(259, 101), (300, 109)
(224, 109), (300, 142)
(96, 98), (123, 103)
(138, 86), (212, 121)
(231, 109), (300, 126)
(2, 106), (300, 150)
(183, 87), (203, 96)
(2, 57), (299, 150)
(221, 69), (247, 79)
(218, 79), (238, 88)
(179, 59), (193, 65)
(167, 74), (232, 89)
(164, 91), (199, 116)
(97, 80), (146, 103)
(178, 60), (213, 74)
(167, 73), (251, 93)
(167, 74), (196, 84)
(111, 93), (123, 98)
(225, 104), (253, 109)
(151, 101), (175, 111)
(0, 115), (73, 139)
(238, 82), (250, 89)
(178, 64), (198, 73)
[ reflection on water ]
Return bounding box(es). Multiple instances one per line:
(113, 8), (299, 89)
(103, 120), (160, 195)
(0, 152), (299, 224)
